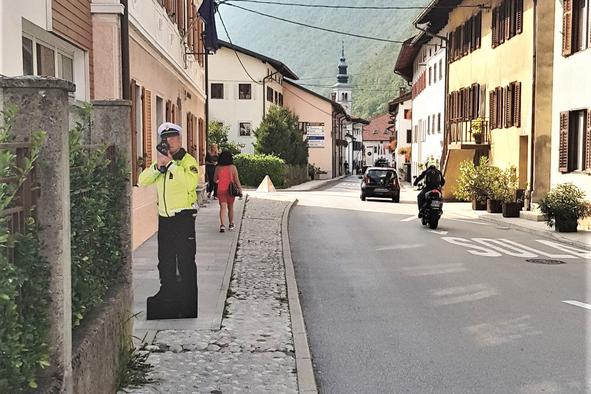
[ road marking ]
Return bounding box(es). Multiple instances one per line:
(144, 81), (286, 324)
(535, 240), (591, 259)
(401, 215), (416, 222)
(441, 237), (584, 259)
(441, 237), (503, 257)
(377, 244), (424, 251)
(563, 300), (591, 310)
(446, 218), (489, 225)
(473, 238), (538, 258)
(429, 230), (448, 235)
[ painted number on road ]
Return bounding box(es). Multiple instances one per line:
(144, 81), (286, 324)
(441, 237), (590, 259)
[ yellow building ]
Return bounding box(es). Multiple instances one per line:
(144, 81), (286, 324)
(417, 0), (554, 200)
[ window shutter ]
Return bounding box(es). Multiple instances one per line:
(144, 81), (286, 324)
(186, 113), (194, 156)
(165, 100), (171, 122)
(513, 82), (521, 127)
(187, 0), (194, 50)
(504, 85), (513, 128)
(490, 90), (497, 129)
(562, 0), (573, 56)
(468, 85), (474, 119)
(516, 0), (524, 34)
(143, 88), (153, 166)
(585, 110), (591, 172)
(496, 87), (503, 128)
(479, 84), (486, 118)
(475, 12), (482, 49)
(492, 8), (498, 47)
(177, 0), (184, 33)
(559, 112), (569, 172)
(131, 79), (138, 183)
(504, 0), (511, 41)
(198, 117), (205, 165)
(499, 4), (506, 44)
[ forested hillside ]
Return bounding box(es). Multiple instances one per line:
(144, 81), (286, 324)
(216, 0), (429, 118)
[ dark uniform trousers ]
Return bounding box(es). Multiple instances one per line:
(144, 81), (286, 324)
(157, 210), (198, 316)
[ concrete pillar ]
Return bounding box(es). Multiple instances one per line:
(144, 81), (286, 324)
(0, 76), (75, 392)
(90, 100), (133, 284)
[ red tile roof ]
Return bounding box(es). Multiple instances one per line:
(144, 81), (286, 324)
(363, 113), (393, 141)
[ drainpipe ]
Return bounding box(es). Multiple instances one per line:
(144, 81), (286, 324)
(414, 22), (449, 170)
(120, 0), (130, 100)
(527, 0), (538, 210)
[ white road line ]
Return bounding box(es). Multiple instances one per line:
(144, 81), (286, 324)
(429, 230), (448, 235)
(446, 218), (489, 225)
(562, 300), (591, 310)
(401, 215), (417, 222)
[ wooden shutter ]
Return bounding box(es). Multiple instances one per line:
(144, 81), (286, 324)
(504, 85), (513, 128)
(513, 82), (521, 127)
(187, 0), (194, 50)
(496, 87), (503, 128)
(585, 110), (591, 172)
(468, 86), (474, 119)
(559, 112), (569, 172)
(186, 113), (194, 156)
(492, 8), (498, 48)
(505, 0), (511, 40)
(479, 84), (486, 118)
(490, 90), (497, 130)
(143, 88), (153, 166)
(192, 4), (198, 57)
(562, 0), (573, 56)
(177, 0), (185, 34)
(165, 100), (171, 122)
(172, 104), (177, 123)
(463, 19), (471, 55)
(447, 32), (453, 62)
(198, 117), (205, 165)
(475, 12), (482, 49)
(499, 4), (506, 44)
(516, 0), (524, 34)
(131, 79), (138, 183)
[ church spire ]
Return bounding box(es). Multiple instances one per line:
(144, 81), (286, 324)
(337, 41), (349, 84)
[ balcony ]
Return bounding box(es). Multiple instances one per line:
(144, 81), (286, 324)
(448, 118), (490, 148)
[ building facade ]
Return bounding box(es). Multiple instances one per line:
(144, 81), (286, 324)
(388, 91), (413, 174)
(208, 41), (298, 154)
(2, 0), (92, 102)
(550, 0), (591, 196)
(363, 114), (393, 167)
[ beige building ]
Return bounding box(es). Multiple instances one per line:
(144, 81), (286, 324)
(417, 0), (555, 201)
(93, 0), (209, 248)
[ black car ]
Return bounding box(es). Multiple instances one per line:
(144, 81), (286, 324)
(360, 167), (400, 202)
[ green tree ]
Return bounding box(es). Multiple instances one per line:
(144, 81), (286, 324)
(253, 105), (308, 165)
(207, 121), (243, 155)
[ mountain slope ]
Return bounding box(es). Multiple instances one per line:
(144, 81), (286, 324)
(215, 0), (428, 118)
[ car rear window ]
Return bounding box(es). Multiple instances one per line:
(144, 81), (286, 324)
(366, 170), (396, 183)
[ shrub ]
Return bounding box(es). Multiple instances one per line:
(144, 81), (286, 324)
(254, 105), (308, 165)
(70, 107), (128, 326)
(234, 153), (285, 188)
(207, 121), (244, 156)
(454, 156), (494, 202)
(0, 106), (50, 391)
(539, 183), (591, 228)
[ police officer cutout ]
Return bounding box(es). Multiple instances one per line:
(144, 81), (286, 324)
(139, 122), (199, 319)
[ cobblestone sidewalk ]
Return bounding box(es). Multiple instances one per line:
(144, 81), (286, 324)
(127, 197), (297, 393)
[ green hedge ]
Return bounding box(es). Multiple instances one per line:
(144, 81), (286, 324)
(70, 114), (128, 327)
(0, 107), (50, 391)
(234, 153), (285, 188)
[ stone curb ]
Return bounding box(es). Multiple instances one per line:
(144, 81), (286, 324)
(477, 213), (591, 251)
(285, 175), (348, 192)
(281, 199), (319, 394)
(211, 196), (247, 331)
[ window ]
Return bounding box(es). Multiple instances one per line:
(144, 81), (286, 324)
(489, 81), (521, 130)
(432, 115), (436, 133)
(60, 54), (73, 82)
(564, 0), (590, 56)
(211, 83), (224, 99)
(448, 83), (485, 124)
(22, 37), (33, 75)
(239, 122), (252, 136)
(36, 43), (55, 77)
(434, 64), (437, 84)
(438, 113), (442, 132)
(267, 86), (274, 102)
(448, 11), (482, 62)
(407, 129), (412, 143)
(559, 110), (591, 173)
(439, 59), (443, 80)
(274, 91), (279, 104)
(428, 115), (431, 134)
(156, 96), (164, 127)
(278, 93), (283, 106)
(492, 0), (524, 48)
(428, 67), (432, 85)
(239, 83), (252, 100)
(331, 92), (337, 101)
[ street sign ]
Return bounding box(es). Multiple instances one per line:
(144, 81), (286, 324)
(306, 124), (325, 148)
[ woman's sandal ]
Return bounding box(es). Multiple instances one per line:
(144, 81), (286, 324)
(219, 225), (225, 233)
(228, 223), (235, 231)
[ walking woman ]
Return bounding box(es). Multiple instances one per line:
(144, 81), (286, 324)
(205, 144), (219, 198)
(214, 150), (242, 233)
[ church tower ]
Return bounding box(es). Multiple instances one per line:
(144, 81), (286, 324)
(332, 42), (352, 115)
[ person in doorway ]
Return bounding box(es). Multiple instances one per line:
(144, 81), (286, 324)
(138, 122), (199, 319)
(214, 150), (242, 233)
(413, 164), (445, 217)
(205, 144), (219, 199)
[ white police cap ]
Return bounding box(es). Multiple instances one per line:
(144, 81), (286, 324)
(158, 122), (182, 137)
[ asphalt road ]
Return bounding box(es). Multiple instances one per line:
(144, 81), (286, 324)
(289, 177), (590, 394)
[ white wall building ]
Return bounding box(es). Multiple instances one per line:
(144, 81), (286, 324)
(362, 113), (393, 167)
(395, 33), (446, 180)
(389, 91), (413, 173)
(208, 41), (298, 154)
(550, 0), (591, 197)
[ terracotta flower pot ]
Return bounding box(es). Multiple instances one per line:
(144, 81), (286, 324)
(555, 218), (578, 232)
(487, 199), (503, 213)
(472, 195), (487, 210)
(502, 202), (521, 217)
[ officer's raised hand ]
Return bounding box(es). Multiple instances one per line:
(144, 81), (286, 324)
(157, 151), (173, 168)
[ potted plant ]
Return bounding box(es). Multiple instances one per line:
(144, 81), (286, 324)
(500, 167), (521, 217)
(454, 156), (491, 210)
(471, 117), (485, 144)
(539, 183), (591, 232)
(486, 166), (504, 213)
